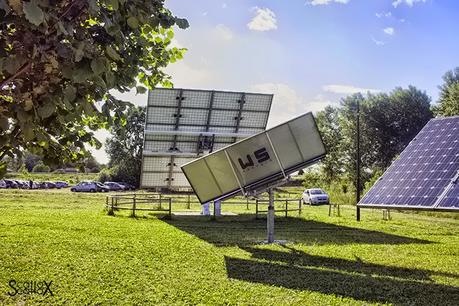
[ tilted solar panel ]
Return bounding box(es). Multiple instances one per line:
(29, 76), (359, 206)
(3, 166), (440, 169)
(358, 116), (459, 211)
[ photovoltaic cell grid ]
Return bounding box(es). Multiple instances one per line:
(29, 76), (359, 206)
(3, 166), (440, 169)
(141, 88), (273, 189)
(359, 116), (459, 210)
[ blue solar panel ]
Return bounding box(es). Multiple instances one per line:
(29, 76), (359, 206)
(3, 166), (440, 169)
(359, 116), (459, 211)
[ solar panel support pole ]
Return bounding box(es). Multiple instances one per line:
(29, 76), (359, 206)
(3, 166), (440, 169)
(267, 188), (275, 243)
(356, 99), (361, 221)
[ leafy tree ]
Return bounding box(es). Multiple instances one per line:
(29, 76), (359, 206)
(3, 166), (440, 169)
(0, 0), (188, 176)
(435, 68), (459, 116)
(365, 86), (432, 168)
(24, 151), (42, 172)
(317, 87), (432, 200)
(315, 106), (344, 183)
(105, 105), (145, 186)
(32, 160), (50, 172)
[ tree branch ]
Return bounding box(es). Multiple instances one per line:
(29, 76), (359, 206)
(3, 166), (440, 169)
(1, 1), (88, 88)
(0, 62), (32, 89)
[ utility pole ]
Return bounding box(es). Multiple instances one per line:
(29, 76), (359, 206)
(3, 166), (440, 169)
(356, 100), (361, 221)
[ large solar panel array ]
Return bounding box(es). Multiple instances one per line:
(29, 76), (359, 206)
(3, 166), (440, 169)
(358, 116), (459, 211)
(141, 88), (273, 190)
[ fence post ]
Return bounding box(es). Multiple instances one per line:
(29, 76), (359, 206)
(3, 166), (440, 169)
(187, 194), (191, 209)
(159, 194), (162, 210)
(168, 198), (172, 219)
(298, 199), (302, 216)
(285, 200), (288, 218)
(246, 198), (249, 210)
(132, 194), (136, 217)
(255, 199), (259, 219)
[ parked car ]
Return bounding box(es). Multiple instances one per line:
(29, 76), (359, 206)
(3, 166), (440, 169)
(302, 188), (330, 205)
(103, 182), (125, 191)
(4, 179), (18, 188)
(13, 180), (28, 189)
(43, 182), (57, 189)
(54, 181), (69, 189)
(71, 181), (109, 192)
(118, 182), (136, 191)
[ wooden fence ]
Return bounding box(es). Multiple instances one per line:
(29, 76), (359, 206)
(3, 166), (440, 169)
(106, 193), (172, 218)
(105, 192), (303, 219)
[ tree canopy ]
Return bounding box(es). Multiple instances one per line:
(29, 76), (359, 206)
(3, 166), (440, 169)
(315, 86), (433, 194)
(435, 67), (459, 116)
(0, 0), (188, 176)
(103, 105), (144, 186)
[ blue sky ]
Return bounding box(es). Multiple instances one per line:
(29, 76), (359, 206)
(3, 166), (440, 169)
(92, 0), (459, 163)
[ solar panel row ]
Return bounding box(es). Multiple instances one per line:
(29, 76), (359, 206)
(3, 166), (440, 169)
(359, 116), (459, 210)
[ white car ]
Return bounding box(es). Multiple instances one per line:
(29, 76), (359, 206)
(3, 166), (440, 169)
(302, 188), (330, 205)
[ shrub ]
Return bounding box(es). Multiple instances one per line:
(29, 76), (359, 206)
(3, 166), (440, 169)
(98, 168), (112, 183)
(32, 161), (50, 173)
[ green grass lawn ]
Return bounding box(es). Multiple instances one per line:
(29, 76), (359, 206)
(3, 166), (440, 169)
(0, 189), (458, 305)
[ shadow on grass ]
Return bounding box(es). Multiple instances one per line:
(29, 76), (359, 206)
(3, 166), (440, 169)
(241, 246), (459, 281)
(165, 216), (431, 246)
(224, 249), (459, 305)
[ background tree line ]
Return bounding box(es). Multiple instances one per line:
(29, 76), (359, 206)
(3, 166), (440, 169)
(306, 67), (459, 202)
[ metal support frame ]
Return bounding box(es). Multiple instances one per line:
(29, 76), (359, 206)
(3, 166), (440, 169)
(267, 188), (275, 243)
(232, 93), (246, 143)
(167, 89), (184, 189)
(356, 100), (361, 221)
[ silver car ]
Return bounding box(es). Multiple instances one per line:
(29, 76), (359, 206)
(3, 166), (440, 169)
(70, 181), (109, 193)
(302, 188), (330, 205)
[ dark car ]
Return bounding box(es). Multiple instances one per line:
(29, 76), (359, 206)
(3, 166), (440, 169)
(4, 180), (19, 188)
(103, 182), (125, 191)
(43, 182), (57, 189)
(55, 181), (69, 189)
(13, 180), (28, 189)
(118, 182), (136, 191)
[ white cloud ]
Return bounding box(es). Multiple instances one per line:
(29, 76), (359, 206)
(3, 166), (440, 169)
(247, 7), (277, 32)
(202, 11), (208, 16)
(383, 27), (395, 35)
(371, 36), (386, 46)
(392, 0), (426, 8)
(323, 84), (380, 94)
(307, 0), (350, 6)
(375, 11), (392, 18)
(250, 83), (332, 127)
(214, 24), (233, 41)
(222, 3), (227, 9)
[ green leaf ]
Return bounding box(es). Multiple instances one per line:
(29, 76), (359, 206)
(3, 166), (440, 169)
(4, 56), (26, 75)
(23, 125), (35, 141)
(23, 0), (44, 26)
(88, 0), (99, 13)
(64, 85), (77, 102)
(0, 115), (8, 131)
(105, 71), (116, 88)
(0, 161), (7, 179)
(37, 101), (55, 119)
(73, 65), (92, 83)
(90, 57), (107, 75)
(0, 0), (11, 14)
(106, 0), (118, 10)
(136, 86), (147, 94)
(106, 46), (122, 61)
(175, 18), (189, 29)
(74, 41), (85, 62)
(127, 16), (139, 29)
